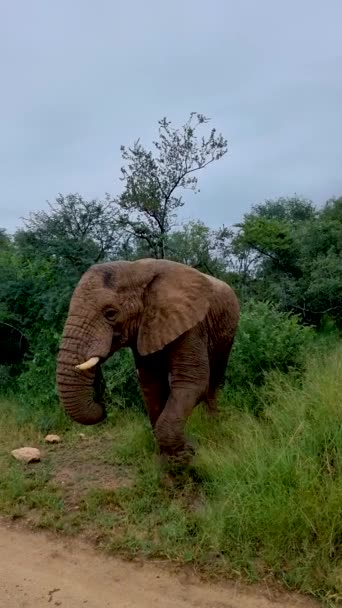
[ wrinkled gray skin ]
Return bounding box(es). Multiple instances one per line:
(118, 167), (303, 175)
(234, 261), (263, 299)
(57, 259), (240, 463)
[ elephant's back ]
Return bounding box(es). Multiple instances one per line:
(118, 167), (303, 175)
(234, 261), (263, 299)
(203, 275), (240, 346)
(206, 276), (239, 314)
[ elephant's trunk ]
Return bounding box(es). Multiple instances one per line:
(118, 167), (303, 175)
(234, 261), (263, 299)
(57, 345), (106, 425)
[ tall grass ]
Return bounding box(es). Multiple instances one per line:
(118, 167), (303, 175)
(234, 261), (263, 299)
(95, 343), (342, 601)
(187, 343), (342, 600)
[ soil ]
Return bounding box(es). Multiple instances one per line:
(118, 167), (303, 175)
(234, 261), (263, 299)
(0, 522), (320, 608)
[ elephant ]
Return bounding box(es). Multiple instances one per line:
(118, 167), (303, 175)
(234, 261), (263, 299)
(57, 258), (240, 463)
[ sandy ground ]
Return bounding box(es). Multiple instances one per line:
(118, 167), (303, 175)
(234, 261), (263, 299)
(0, 523), (320, 608)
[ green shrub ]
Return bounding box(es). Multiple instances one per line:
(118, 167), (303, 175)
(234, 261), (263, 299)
(0, 365), (13, 391)
(13, 337), (68, 432)
(102, 349), (144, 411)
(8, 340), (143, 431)
(225, 300), (314, 411)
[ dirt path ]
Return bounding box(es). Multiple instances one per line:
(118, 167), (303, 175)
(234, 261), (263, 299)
(0, 523), (319, 608)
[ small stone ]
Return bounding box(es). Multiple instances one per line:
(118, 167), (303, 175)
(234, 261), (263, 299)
(79, 433), (86, 439)
(11, 447), (41, 463)
(44, 434), (61, 444)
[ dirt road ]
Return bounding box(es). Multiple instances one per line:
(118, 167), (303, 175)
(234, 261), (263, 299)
(0, 523), (319, 608)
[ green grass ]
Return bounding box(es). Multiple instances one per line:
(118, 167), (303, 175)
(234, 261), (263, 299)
(0, 343), (341, 605)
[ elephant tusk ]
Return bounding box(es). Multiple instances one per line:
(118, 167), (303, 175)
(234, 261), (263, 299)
(75, 356), (100, 371)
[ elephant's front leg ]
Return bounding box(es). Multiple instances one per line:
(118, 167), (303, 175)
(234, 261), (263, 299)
(154, 336), (209, 463)
(136, 361), (170, 429)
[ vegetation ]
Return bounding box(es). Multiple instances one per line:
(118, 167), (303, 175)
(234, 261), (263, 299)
(0, 112), (341, 604)
(1, 345), (341, 604)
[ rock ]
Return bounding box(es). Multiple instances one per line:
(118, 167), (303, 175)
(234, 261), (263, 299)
(11, 447), (41, 463)
(79, 433), (86, 439)
(44, 434), (61, 444)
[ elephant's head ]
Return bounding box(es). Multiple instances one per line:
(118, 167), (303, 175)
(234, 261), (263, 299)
(57, 259), (210, 425)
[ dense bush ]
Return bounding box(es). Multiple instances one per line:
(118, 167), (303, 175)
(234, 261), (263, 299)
(6, 340), (143, 432)
(10, 330), (67, 432)
(102, 349), (143, 412)
(224, 300), (314, 412)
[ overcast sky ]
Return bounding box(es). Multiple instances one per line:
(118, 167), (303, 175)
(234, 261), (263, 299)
(1, 0), (341, 233)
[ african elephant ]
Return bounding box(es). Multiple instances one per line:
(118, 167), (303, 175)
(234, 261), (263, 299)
(57, 259), (240, 463)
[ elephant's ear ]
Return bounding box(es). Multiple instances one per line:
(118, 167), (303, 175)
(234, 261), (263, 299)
(137, 265), (210, 356)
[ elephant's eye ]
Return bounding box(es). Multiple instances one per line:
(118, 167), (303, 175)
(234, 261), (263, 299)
(104, 308), (118, 322)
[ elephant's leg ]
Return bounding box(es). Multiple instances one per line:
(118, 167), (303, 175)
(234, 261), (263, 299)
(205, 388), (220, 416)
(204, 363), (227, 416)
(205, 338), (235, 416)
(154, 383), (208, 461)
(154, 335), (209, 461)
(137, 365), (170, 428)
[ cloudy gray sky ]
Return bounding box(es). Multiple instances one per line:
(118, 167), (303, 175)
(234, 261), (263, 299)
(1, 0), (341, 233)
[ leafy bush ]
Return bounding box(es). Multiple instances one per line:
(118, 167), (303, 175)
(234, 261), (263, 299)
(102, 349), (143, 412)
(0, 365), (13, 391)
(225, 300), (314, 410)
(9, 341), (143, 432)
(13, 333), (68, 432)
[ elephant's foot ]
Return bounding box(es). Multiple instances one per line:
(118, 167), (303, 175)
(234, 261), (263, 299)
(204, 398), (219, 417)
(158, 441), (196, 475)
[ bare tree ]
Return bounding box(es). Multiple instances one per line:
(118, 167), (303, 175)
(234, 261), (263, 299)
(113, 113), (228, 258)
